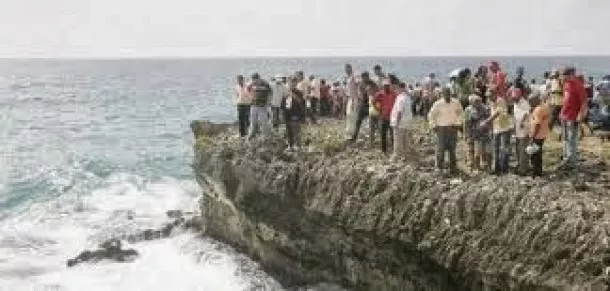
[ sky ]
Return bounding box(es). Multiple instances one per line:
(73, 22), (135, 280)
(0, 0), (608, 58)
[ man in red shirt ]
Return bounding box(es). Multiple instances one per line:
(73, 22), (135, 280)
(374, 78), (398, 153)
(559, 67), (587, 169)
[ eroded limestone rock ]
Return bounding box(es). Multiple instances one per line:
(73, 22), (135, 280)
(193, 119), (610, 290)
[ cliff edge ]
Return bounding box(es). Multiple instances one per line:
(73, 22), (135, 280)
(191, 120), (610, 291)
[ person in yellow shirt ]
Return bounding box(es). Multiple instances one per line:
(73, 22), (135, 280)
(528, 94), (551, 177)
(482, 96), (511, 175)
(428, 87), (463, 173)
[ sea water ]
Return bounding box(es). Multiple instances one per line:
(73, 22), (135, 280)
(1, 57), (609, 291)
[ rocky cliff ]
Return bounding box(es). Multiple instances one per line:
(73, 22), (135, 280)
(191, 120), (610, 291)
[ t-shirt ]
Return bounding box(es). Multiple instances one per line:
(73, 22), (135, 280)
(344, 75), (359, 98)
(270, 82), (285, 107)
(560, 78), (586, 122)
(464, 105), (492, 141)
(248, 79), (271, 106)
(390, 92), (412, 128)
(491, 98), (511, 133)
(374, 89), (397, 121)
(530, 103), (551, 139)
(513, 98), (531, 138)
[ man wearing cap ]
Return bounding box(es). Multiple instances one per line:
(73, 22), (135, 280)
(246, 72), (272, 140)
(559, 67), (587, 169)
(428, 87), (463, 173)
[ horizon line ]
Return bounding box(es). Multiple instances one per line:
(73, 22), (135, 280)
(1, 53), (610, 60)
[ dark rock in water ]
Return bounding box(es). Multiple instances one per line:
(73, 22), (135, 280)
(143, 229), (154, 241)
(166, 210), (183, 219)
(67, 239), (138, 268)
(192, 119), (610, 291)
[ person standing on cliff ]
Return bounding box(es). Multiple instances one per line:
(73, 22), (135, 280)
(246, 72), (272, 140)
(528, 93), (551, 177)
(390, 82), (412, 160)
(558, 67), (587, 170)
(428, 87), (463, 174)
(344, 64), (360, 138)
(350, 72), (377, 142)
(235, 75), (252, 137)
(281, 77), (306, 151)
(270, 75), (287, 130)
(374, 78), (397, 153)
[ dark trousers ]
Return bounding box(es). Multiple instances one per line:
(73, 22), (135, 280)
(493, 131), (511, 174)
(381, 119), (393, 153)
(550, 105), (562, 130)
(320, 98), (331, 116)
(271, 106), (280, 129)
(435, 126), (458, 171)
(351, 104), (369, 141)
(237, 104), (251, 137)
(311, 98), (319, 115)
(531, 139), (545, 177)
(286, 121), (302, 147)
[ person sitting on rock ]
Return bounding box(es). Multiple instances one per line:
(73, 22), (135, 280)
(281, 77), (307, 151)
(428, 87), (463, 173)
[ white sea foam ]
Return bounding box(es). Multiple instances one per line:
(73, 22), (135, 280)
(0, 173), (280, 291)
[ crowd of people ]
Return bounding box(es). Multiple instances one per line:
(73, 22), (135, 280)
(233, 61), (610, 178)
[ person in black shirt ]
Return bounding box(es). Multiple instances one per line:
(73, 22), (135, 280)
(281, 78), (306, 151)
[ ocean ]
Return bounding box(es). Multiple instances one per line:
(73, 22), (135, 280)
(1, 57), (609, 291)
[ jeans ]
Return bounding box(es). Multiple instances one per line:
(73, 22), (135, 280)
(562, 121), (580, 166)
(306, 98), (317, 124)
(380, 119), (393, 153)
(515, 137), (530, 174)
(286, 121), (302, 148)
(237, 104), (251, 137)
(493, 131), (511, 174)
(248, 106), (270, 140)
(531, 139), (545, 177)
(435, 126), (458, 171)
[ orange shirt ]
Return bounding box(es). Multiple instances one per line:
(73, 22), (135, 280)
(530, 103), (551, 140)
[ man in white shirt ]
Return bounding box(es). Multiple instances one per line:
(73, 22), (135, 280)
(390, 82), (413, 160)
(513, 88), (531, 175)
(344, 64), (360, 137)
(428, 87), (463, 173)
(270, 75), (287, 130)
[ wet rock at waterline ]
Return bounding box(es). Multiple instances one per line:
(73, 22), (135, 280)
(66, 239), (138, 267)
(67, 210), (202, 267)
(192, 118), (610, 290)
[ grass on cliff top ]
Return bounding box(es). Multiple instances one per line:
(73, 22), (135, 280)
(303, 120), (348, 155)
